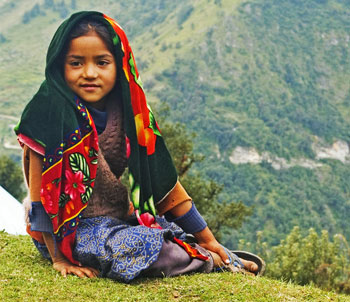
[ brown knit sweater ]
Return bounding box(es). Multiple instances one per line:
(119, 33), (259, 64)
(23, 100), (193, 229)
(82, 100), (130, 219)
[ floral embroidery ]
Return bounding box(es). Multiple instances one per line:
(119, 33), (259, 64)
(40, 183), (55, 213)
(64, 170), (85, 201)
(135, 210), (161, 229)
(125, 135), (131, 159)
(37, 99), (99, 263)
(133, 106), (161, 156)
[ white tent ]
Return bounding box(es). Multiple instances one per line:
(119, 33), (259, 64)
(0, 185), (27, 235)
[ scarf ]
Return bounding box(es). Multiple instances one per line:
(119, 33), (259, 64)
(15, 11), (177, 264)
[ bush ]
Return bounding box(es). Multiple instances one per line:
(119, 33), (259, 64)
(0, 33), (7, 43)
(0, 156), (26, 201)
(264, 227), (350, 293)
(177, 4), (194, 27)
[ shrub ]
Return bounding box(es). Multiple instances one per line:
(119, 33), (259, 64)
(265, 227), (350, 293)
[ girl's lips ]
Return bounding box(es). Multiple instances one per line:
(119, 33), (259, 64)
(80, 84), (100, 92)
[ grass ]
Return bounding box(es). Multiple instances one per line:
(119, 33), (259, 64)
(0, 232), (349, 302)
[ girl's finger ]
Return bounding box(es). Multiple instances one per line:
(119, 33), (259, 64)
(217, 246), (230, 264)
(73, 268), (86, 278)
(89, 267), (99, 276)
(61, 268), (67, 278)
(81, 267), (95, 278)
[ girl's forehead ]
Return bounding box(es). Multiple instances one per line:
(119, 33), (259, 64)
(66, 32), (113, 56)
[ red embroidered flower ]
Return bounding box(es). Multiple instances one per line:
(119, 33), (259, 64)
(64, 170), (85, 201)
(135, 210), (162, 229)
(125, 135), (131, 159)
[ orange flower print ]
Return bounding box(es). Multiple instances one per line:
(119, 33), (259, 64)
(65, 200), (75, 215)
(40, 182), (54, 213)
(134, 112), (159, 155)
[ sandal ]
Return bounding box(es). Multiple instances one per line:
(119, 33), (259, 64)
(183, 236), (265, 276)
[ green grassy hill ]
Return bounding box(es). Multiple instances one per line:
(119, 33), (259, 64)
(0, 0), (350, 250)
(0, 232), (349, 302)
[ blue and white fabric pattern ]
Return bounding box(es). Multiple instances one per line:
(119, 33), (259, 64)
(33, 215), (188, 282)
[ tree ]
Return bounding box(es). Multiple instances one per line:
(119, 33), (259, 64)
(160, 118), (252, 241)
(71, 0), (76, 10)
(264, 227), (350, 294)
(0, 33), (7, 43)
(177, 4), (194, 27)
(44, 0), (55, 9)
(55, 0), (69, 18)
(0, 156), (26, 201)
(22, 12), (30, 24)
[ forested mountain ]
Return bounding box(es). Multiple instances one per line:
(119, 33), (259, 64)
(0, 0), (349, 250)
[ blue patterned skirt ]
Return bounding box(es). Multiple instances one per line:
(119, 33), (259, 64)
(33, 215), (189, 282)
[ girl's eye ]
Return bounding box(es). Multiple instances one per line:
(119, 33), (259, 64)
(69, 61), (82, 67)
(98, 60), (109, 66)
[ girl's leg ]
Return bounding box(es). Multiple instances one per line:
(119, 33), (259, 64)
(140, 239), (214, 277)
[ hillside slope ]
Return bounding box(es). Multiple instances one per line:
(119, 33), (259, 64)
(0, 232), (349, 302)
(144, 0), (350, 247)
(0, 0), (349, 248)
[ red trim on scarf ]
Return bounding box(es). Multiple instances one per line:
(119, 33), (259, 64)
(103, 14), (157, 156)
(18, 134), (45, 156)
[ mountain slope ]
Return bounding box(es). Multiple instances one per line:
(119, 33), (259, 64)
(1, 232), (349, 302)
(0, 0), (349, 248)
(147, 0), (350, 247)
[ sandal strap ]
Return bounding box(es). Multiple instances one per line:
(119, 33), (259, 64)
(214, 247), (244, 272)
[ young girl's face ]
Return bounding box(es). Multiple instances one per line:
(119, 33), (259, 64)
(64, 31), (117, 110)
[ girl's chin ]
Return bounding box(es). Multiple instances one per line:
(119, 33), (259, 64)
(81, 98), (106, 110)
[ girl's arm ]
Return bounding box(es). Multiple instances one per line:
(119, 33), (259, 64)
(169, 200), (230, 265)
(157, 181), (229, 263)
(26, 146), (99, 278)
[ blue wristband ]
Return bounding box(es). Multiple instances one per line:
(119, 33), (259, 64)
(165, 202), (207, 234)
(29, 201), (53, 233)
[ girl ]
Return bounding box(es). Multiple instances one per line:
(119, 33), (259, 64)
(16, 11), (263, 281)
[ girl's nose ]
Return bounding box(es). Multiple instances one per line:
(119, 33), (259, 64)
(83, 64), (98, 78)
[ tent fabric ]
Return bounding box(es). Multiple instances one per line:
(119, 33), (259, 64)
(0, 186), (27, 235)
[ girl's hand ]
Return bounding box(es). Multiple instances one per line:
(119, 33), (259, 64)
(195, 228), (259, 273)
(53, 259), (99, 278)
(194, 227), (230, 264)
(41, 232), (99, 278)
(197, 239), (229, 265)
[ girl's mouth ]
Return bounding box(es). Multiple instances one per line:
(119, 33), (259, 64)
(80, 84), (100, 91)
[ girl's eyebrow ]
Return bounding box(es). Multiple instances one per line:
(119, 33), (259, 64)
(65, 55), (82, 60)
(66, 54), (114, 59)
(95, 54), (114, 59)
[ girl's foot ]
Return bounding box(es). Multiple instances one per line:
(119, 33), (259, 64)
(209, 251), (259, 274)
(240, 258), (258, 273)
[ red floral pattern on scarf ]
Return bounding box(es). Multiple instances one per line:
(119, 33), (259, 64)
(64, 170), (85, 201)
